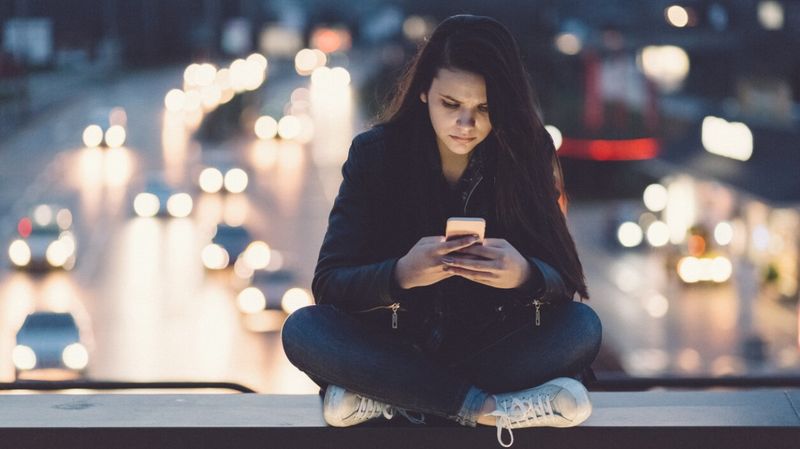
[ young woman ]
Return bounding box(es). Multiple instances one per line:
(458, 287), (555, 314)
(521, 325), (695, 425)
(282, 14), (602, 447)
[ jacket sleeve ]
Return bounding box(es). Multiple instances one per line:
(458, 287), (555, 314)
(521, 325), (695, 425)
(311, 134), (400, 312)
(512, 257), (574, 305)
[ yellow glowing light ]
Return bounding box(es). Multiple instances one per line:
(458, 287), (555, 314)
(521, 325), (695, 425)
(12, 345), (36, 370)
(278, 115), (302, 140)
(403, 16), (429, 41)
(264, 249), (284, 272)
(711, 257), (733, 283)
(166, 193), (193, 218)
(34, 205), (53, 226)
(8, 240), (31, 267)
(201, 85), (223, 110)
(182, 90), (203, 112)
(237, 287), (267, 314)
(104, 125), (127, 148)
(233, 257), (254, 280)
(133, 193), (160, 217)
(555, 33), (582, 55)
(224, 169), (249, 193)
(255, 115), (279, 140)
(202, 244), (230, 270)
(714, 222), (734, 246)
(82, 124), (104, 147)
(701, 116), (752, 161)
(164, 89), (186, 112)
(295, 49), (319, 76)
(617, 222), (643, 248)
(184, 63), (201, 87)
(310, 66), (332, 88)
(282, 288), (313, 314)
(196, 63), (218, 87)
(544, 125), (562, 150)
(199, 168), (224, 193)
(666, 5), (689, 27)
(58, 232), (76, 257)
(62, 343), (89, 370)
(643, 294), (669, 318)
(243, 241), (271, 270)
(643, 184), (669, 212)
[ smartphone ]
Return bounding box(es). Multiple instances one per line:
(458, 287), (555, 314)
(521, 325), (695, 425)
(445, 217), (486, 242)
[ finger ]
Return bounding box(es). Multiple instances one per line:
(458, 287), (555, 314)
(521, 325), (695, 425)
(437, 235), (480, 255)
(481, 238), (509, 247)
(442, 255), (499, 272)
(444, 265), (497, 281)
(419, 236), (445, 244)
(457, 244), (500, 259)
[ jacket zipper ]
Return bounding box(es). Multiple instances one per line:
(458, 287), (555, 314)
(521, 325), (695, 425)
(354, 302), (403, 329)
(533, 300), (542, 326)
(463, 175), (483, 214)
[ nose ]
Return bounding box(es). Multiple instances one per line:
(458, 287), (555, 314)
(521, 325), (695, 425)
(456, 109), (476, 128)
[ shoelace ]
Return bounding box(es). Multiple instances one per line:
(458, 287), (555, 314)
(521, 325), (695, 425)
(352, 396), (426, 425)
(490, 394), (556, 447)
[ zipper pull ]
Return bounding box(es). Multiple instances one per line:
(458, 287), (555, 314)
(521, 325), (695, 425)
(390, 303), (400, 329)
(534, 300), (541, 327)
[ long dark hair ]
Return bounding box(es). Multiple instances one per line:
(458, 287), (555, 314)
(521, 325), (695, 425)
(379, 15), (588, 299)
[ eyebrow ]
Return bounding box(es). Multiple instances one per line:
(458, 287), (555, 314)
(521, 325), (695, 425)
(439, 94), (488, 107)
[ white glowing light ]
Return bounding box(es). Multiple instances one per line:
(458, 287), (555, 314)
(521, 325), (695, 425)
(640, 46), (690, 93)
(255, 115), (279, 140)
(555, 33), (582, 55)
(617, 222), (643, 248)
(310, 66), (333, 88)
(330, 67), (351, 87)
(133, 193), (160, 217)
(46, 240), (70, 267)
(246, 53), (268, 72)
(758, 1), (784, 30)
(199, 168), (224, 193)
(643, 184), (669, 212)
(12, 345), (36, 370)
(243, 241), (271, 270)
(184, 63), (201, 87)
(8, 240), (31, 267)
(714, 222), (734, 246)
(701, 116), (753, 161)
(545, 125), (563, 150)
(82, 124), (104, 147)
(646, 221), (670, 247)
(677, 256), (732, 283)
(166, 193), (193, 218)
(295, 49), (319, 76)
(104, 125), (127, 148)
(278, 115), (302, 140)
(196, 63), (218, 87)
(666, 5), (689, 27)
(62, 343), (89, 370)
(202, 244), (230, 270)
(34, 205), (53, 226)
(164, 89), (186, 112)
(282, 288), (313, 314)
(237, 287), (267, 314)
(644, 294), (669, 318)
(224, 169), (249, 193)
(56, 209), (73, 230)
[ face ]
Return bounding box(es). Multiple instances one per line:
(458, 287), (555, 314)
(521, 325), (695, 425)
(421, 68), (492, 158)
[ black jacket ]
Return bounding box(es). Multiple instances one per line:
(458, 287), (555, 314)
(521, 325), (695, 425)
(312, 123), (574, 348)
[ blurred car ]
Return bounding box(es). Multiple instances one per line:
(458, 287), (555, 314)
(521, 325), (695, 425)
(13, 311), (89, 379)
(7, 204), (77, 271)
(81, 106), (127, 148)
(132, 175), (194, 218)
(201, 225), (269, 270)
(235, 269), (300, 314)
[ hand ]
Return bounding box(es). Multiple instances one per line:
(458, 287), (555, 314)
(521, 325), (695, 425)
(395, 235), (481, 289)
(440, 238), (531, 289)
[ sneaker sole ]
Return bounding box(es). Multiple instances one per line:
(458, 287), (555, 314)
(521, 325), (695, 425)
(323, 386), (349, 427)
(547, 377), (593, 427)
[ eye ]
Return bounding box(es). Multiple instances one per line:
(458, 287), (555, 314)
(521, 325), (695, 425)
(478, 105), (489, 113)
(441, 100), (459, 109)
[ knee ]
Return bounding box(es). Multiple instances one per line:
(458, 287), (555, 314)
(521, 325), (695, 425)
(281, 305), (319, 365)
(566, 301), (603, 362)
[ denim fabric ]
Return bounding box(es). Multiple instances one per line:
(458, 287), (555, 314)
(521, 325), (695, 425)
(281, 300), (602, 426)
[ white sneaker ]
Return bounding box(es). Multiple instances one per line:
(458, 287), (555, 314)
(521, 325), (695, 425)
(323, 385), (425, 427)
(487, 377), (592, 447)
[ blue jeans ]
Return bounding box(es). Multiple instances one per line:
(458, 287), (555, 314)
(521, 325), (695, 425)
(281, 300), (602, 427)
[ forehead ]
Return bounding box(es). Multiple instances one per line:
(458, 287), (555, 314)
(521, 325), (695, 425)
(430, 68), (487, 102)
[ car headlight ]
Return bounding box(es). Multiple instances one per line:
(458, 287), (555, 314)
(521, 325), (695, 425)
(12, 345), (36, 370)
(8, 240), (31, 267)
(134, 193), (160, 217)
(166, 193), (193, 218)
(62, 343), (89, 370)
(224, 169), (248, 193)
(202, 244), (230, 269)
(199, 168), (224, 193)
(46, 240), (69, 267)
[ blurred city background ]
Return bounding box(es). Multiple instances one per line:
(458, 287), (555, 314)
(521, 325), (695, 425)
(1, 0), (799, 393)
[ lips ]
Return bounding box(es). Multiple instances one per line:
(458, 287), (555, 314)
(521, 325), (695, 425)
(450, 135), (476, 143)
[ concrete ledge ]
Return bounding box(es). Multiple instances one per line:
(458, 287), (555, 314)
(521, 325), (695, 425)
(1, 391), (799, 448)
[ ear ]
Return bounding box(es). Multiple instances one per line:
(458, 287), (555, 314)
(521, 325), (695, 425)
(419, 92), (427, 103)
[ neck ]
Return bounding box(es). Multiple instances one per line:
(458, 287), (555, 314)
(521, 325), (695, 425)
(437, 139), (470, 186)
